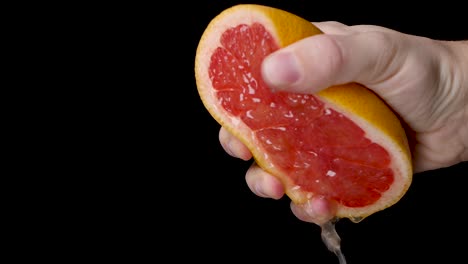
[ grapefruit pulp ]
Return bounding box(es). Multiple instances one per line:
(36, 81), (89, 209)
(195, 4), (413, 221)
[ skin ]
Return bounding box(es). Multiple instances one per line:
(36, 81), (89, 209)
(218, 22), (468, 225)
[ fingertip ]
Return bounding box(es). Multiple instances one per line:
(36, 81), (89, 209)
(219, 127), (252, 160)
(262, 174), (285, 200)
(246, 165), (284, 200)
(262, 34), (344, 94)
(262, 51), (302, 91)
(290, 196), (337, 225)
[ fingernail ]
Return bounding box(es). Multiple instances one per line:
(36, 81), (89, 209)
(304, 196), (336, 225)
(262, 52), (302, 89)
(254, 182), (268, 198)
(224, 140), (235, 157)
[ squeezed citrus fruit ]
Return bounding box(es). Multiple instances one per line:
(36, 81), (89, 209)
(195, 4), (413, 221)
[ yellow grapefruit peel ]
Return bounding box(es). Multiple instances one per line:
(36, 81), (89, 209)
(195, 4), (413, 221)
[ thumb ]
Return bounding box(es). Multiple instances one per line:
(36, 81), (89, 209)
(261, 32), (403, 94)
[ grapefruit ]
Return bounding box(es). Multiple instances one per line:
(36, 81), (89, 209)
(195, 4), (413, 221)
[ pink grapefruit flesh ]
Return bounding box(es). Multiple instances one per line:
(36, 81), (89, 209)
(209, 23), (393, 208)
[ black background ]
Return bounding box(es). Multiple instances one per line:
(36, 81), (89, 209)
(10, 1), (467, 263)
(119, 1), (467, 263)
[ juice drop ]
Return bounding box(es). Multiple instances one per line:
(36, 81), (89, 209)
(350, 216), (364, 223)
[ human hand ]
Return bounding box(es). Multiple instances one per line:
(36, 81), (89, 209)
(219, 21), (468, 225)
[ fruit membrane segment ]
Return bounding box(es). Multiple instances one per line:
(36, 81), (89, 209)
(208, 23), (393, 208)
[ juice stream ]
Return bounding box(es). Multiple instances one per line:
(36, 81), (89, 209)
(321, 219), (347, 264)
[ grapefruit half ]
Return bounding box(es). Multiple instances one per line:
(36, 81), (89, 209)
(195, 4), (413, 221)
